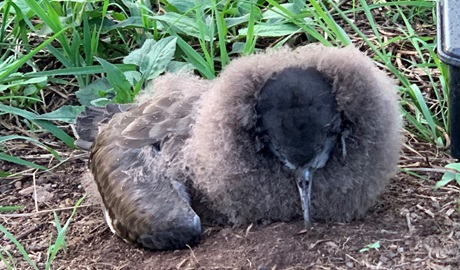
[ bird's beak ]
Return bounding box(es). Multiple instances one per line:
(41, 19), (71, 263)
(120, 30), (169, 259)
(296, 168), (314, 228)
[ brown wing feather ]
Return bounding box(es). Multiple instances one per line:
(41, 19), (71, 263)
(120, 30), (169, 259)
(75, 104), (131, 150)
(88, 74), (210, 249)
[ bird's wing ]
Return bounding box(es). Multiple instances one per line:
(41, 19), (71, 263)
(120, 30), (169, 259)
(74, 103), (131, 150)
(85, 74), (209, 249)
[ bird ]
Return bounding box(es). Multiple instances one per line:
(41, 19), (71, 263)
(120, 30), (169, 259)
(75, 43), (402, 250)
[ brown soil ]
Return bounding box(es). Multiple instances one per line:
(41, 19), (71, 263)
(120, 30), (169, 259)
(1, 139), (460, 270)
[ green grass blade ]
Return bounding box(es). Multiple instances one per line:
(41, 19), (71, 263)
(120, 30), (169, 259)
(45, 197), (85, 269)
(243, 1), (256, 55)
(0, 104), (75, 148)
(0, 153), (48, 171)
(265, 0), (331, 46)
(175, 35), (215, 79)
(0, 28), (67, 82)
(22, 0), (71, 55)
(0, 135), (62, 160)
(0, 224), (39, 270)
(409, 84), (440, 143)
(0, 205), (24, 212)
(3, 64), (137, 84)
(212, 0), (230, 67)
(0, 246), (14, 270)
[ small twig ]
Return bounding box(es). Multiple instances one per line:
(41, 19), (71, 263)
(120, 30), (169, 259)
(401, 167), (454, 173)
(424, 243), (460, 264)
(70, 123), (79, 140)
(28, 245), (48, 252)
(244, 223), (253, 238)
(345, 253), (363, 266)
(186, 244), (199, 266)
(0, 204), (92, 218)
(32, 169), (39, 212)
(405, 209), (415, 234)
(439, 186), (460, 192)
(403, 142), (425, 157)
(416, 204), (435, 218)
(308, 239), (334, 249)
(15, 224), (45, 240)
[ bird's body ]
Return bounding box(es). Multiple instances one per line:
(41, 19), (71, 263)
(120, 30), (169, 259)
(76, 44), (402, 250)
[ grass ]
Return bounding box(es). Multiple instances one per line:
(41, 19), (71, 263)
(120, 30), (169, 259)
(0, 0), (447, 267)
(0, 197), (84, 270)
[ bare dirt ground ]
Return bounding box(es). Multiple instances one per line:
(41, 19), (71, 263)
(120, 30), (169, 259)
(1, 136), (460, 270)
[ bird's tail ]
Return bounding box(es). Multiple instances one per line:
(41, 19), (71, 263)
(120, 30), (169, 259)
(74, 104), (131, 150)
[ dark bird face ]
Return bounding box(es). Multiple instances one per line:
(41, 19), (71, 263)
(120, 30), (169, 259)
(255, 67), (342, 226)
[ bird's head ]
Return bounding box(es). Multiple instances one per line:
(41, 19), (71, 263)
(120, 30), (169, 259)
(255, 66), (342, 227)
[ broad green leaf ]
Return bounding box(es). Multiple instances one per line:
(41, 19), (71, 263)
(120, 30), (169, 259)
(455, 173), (460, 185)
(445, 163), (460, 171)
(141, 37), (177, 80)
(123, 39), (158, 67)
(7, 0), (30, 15)
(166, 0), (210, 13)
(75, 78), (112, 106)
(224, 15), (249, 28)
(434, 172), (455, 190)
(35, 105), (85, 124)
(166, 61), (195, 73)
(263, 3), (299, 20)
(107, 16), (144, 31)
(96, 57), (132, 103)
(124, 37), (177, 81)
(90, 98), (111, 107)
(124, 71), (142, 86)
(230, 42), (246, 55)
(153, 13), (212, 41)
(239, 23), (301, 37)
(23, 85), (40, 96)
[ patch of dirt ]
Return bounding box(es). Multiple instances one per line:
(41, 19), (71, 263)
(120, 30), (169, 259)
(1, 141), (460, 270)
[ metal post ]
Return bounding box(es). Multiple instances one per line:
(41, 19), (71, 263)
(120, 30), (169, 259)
(450, 65), (460, 157)
(437, 0), (460, 158)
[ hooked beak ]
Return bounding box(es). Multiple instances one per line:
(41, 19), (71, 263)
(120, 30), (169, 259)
(296, 168), (314, 228)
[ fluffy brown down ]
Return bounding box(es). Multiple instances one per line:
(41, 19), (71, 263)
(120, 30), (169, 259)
(183, 44), (401, 224)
